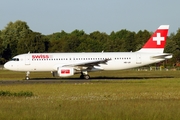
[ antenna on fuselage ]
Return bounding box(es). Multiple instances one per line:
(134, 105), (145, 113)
(28, 51), (30, 54)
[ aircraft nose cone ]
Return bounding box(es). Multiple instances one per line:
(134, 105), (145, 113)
(4, 62), (8, 69)
(4, 62), (11, 70)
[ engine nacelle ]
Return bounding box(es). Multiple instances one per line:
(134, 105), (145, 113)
(57, 67), (74, 77)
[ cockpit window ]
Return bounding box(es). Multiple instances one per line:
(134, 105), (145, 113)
(11, 58), (19, 61)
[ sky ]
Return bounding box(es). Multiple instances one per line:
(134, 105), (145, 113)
(0, 0), (180, 35)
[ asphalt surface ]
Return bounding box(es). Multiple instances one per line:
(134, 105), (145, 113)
(0, 76), (174, 85)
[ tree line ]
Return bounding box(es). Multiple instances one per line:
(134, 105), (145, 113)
(0, 20), (180, 66)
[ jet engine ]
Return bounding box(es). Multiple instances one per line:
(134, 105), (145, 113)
(52, 67), (74, 77)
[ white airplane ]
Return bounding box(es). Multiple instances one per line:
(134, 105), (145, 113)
(4, 25), (172, 80)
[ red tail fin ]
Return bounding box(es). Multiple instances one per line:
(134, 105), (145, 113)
(137, 25), (169, 53)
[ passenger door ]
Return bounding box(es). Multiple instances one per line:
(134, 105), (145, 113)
(25, 54), (30, 65)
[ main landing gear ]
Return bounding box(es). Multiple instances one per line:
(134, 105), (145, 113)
(80, 71), (90, 79)
(25, 71), (30, 80)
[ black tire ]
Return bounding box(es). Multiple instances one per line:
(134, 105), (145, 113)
(80, 75), (84, 79)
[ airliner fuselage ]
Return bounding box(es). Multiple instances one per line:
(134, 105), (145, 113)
(4, 52), (170, 71)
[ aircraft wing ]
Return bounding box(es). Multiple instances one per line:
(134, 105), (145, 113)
(63, 58), (111, 70)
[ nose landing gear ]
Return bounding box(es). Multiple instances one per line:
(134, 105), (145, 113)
(25, 71), (30, 80)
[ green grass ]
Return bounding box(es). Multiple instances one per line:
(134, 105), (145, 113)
(1, 70), (180, 119)
(0, 90), (33, 97)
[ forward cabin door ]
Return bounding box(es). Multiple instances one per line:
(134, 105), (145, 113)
(136, 53), (141, 64)
(25, 54), (30, 65)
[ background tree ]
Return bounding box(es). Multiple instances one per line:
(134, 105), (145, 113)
(0, 32), (3, 56)
(47, 30), (68, 41)
(170, 29), (180, 63)
(65, 30), (85, 52)
(135, 30), (151, 51)
(47, 31), (69, 52)
(0, 20), (31, 59)
(0, 37), (6, 64)
(17, 32), (48, 53)
(110, 29), (130, 52)
(122, 31), (136, 52)
(88, 31), (105, 51)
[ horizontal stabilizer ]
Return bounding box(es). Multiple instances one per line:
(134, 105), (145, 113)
(151, 53), (172, 59)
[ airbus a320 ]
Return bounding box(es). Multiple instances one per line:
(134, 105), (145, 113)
(4, 25), (172, 80)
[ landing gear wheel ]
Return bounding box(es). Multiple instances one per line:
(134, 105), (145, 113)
(80, 71), (90, 79)
(84, 75), (90, 79)
(25, 71), (30, 80)
(25, 76), (30, 80)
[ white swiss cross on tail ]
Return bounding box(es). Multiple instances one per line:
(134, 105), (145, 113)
(153, 33), (164, 45)
(137, 25), (169, 53)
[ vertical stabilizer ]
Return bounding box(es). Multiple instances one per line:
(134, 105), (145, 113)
(137, 25), (169, 53)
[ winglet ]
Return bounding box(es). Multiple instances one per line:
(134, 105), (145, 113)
(137, 25), (169, 53)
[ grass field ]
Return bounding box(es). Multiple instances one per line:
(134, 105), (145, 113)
(1, 70), (180, 120)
